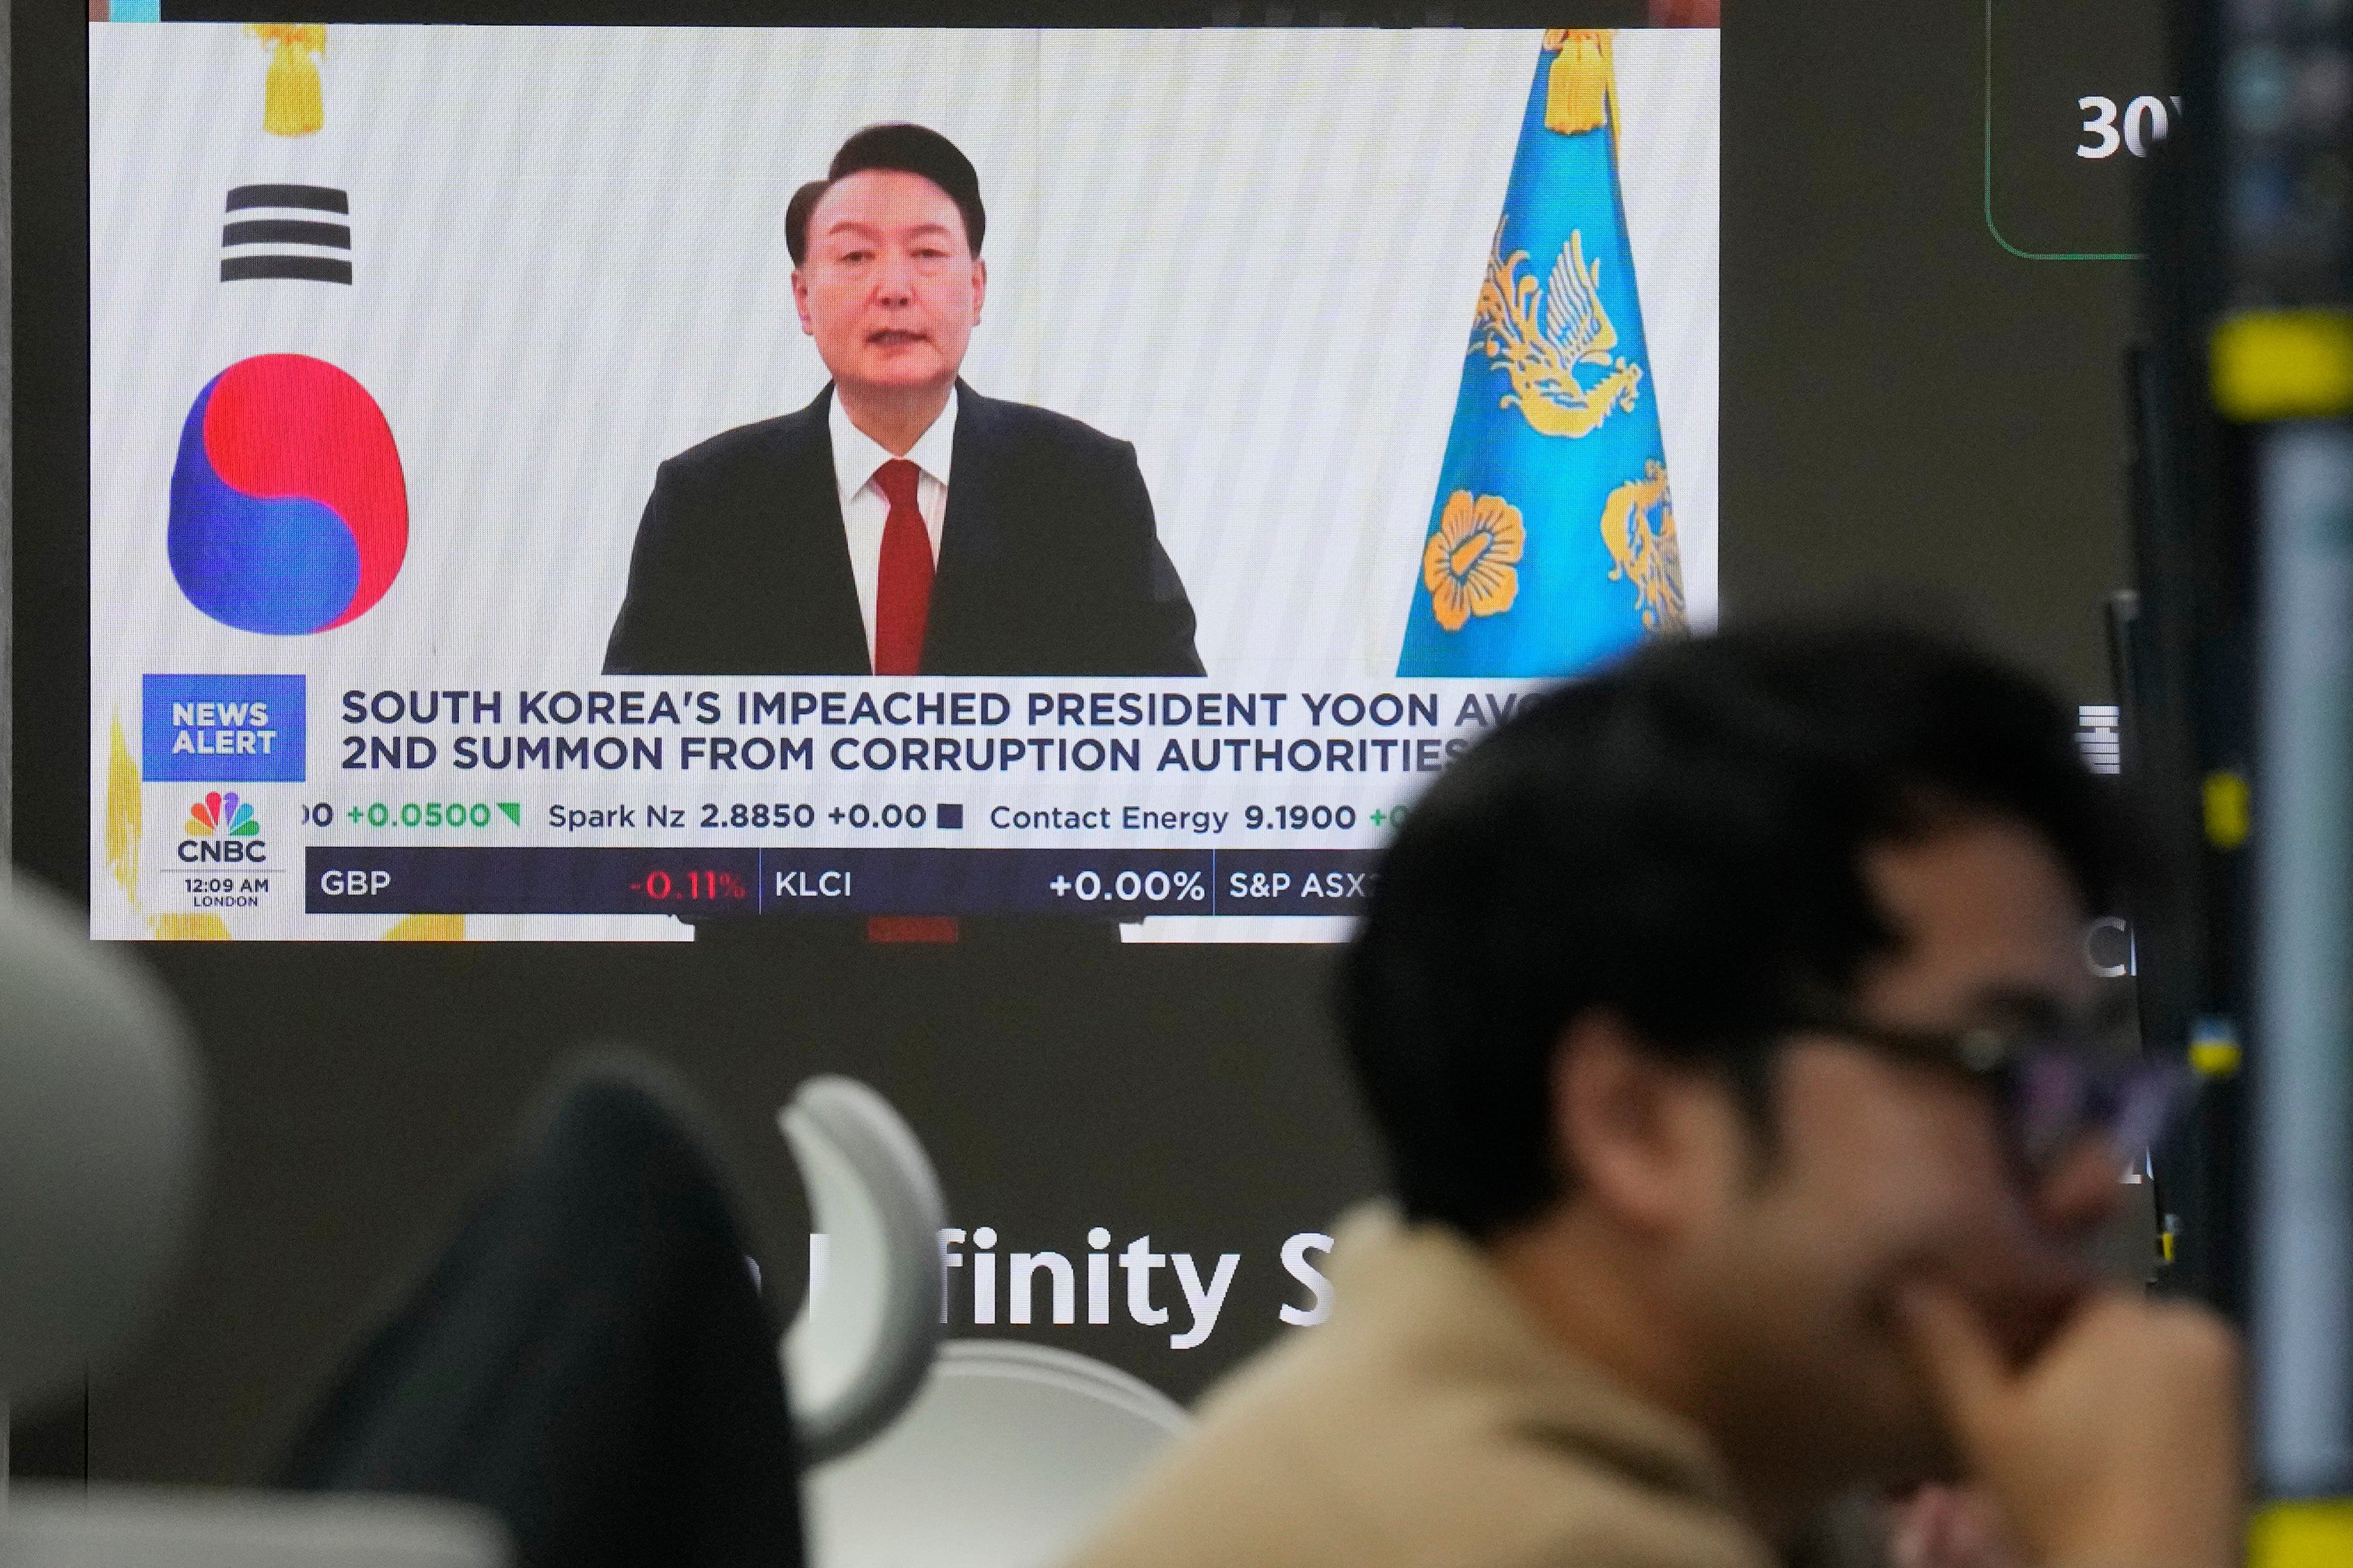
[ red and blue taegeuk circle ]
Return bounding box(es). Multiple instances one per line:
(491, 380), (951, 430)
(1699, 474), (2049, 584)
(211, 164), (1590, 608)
(168, 354), (407, 635)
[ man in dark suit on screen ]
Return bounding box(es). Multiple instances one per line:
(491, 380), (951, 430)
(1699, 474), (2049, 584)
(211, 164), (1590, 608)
(604, 124), (1204, 678)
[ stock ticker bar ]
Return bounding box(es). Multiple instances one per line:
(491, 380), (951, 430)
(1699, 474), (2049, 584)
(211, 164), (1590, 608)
(307, 845), (1382, 919)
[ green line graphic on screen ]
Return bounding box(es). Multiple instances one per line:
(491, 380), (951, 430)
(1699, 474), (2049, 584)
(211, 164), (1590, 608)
(1399, 30), (1682, 679)
(168, 354), (407, 635)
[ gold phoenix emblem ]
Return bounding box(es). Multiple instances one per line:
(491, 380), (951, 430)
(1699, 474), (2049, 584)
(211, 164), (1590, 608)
(249, 24), (327, 138)
(1472, 221), (1644, 439)
(1423, 490), (1525, 632)
(1599, 460), (1685, 633)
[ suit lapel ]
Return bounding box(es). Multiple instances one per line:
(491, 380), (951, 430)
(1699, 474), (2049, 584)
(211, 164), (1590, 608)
(764, 384), (871, 675)
(929, 381), (1008, 670)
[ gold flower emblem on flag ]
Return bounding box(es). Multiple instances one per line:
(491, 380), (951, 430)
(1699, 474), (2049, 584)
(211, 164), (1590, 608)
(1599, 460), (1685, 633)
(1423, 490), (1525, 632)
(1473, 221), (1644, 439)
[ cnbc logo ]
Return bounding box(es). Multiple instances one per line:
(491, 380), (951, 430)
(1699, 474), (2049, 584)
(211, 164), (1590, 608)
(179, 791), (268, 863)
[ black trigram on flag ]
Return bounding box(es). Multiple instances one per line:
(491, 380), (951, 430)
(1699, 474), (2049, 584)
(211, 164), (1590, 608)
(221, 184), (351, 284)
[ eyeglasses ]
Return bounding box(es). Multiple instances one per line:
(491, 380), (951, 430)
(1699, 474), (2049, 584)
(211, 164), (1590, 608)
(1784, 1012), (2197, 1182)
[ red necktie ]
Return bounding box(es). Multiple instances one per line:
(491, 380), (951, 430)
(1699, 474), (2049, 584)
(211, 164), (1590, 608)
(871, 459), (933, 676)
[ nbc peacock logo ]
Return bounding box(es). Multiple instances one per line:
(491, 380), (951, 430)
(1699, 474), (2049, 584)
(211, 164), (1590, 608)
(179, 792), (268, 863)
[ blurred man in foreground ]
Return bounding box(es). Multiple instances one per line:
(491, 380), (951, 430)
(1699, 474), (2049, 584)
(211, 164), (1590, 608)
(1068, 624), (2240, 1568)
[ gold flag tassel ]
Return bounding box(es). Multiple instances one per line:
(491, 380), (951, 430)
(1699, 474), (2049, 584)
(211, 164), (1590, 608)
(1541, 29), (1612, 137)
(104, 715), (143, 904)
(249, 24), (327, 138)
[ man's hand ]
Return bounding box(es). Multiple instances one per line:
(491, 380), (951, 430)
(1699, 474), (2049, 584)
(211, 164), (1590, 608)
(1897, 1282), (2242, 1568)
(1888, 1484), (2020, 1568)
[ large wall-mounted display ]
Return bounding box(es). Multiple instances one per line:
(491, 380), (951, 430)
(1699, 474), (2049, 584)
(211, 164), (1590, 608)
(31, 0), (2168, 1495)
(89, 24), (1718, 943)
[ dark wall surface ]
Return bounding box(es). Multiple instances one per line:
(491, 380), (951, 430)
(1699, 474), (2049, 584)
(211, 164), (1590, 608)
(1720, 0), (2157, 685)
(17, 0), (2164, 1484)
(105, 926), (1369, 1480)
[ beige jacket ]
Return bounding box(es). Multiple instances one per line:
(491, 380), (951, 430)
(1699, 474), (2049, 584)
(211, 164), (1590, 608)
(1066, 1207), (1777, 1568)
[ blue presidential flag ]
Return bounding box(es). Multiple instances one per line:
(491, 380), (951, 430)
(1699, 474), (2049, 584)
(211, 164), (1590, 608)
(1399, 31), (1683, 679)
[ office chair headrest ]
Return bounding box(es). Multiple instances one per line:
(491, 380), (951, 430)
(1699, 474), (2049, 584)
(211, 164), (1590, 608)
(0, 879), (203, 1407)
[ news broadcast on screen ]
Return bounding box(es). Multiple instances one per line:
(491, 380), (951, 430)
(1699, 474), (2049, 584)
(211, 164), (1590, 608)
(87, 23), (1718, 940)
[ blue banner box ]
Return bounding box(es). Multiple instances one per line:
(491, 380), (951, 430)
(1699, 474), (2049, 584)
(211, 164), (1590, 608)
(143, 674), (307, 782)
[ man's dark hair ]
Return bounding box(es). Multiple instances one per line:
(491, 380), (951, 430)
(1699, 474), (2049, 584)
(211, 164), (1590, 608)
(785, 124), (986, 267)
(1339, 622), (2127, 1239)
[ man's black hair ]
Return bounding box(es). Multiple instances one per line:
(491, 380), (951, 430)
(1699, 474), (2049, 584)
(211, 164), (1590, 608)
(1338, 622), (2129, 1239)
(785, 124), (985, 267)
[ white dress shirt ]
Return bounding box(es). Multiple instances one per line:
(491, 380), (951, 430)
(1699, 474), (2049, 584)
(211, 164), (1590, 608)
(829, 387), (956, 670)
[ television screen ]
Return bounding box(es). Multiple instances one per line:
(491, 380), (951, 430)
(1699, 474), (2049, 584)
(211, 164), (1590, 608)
(87, 22), (1720, 942)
